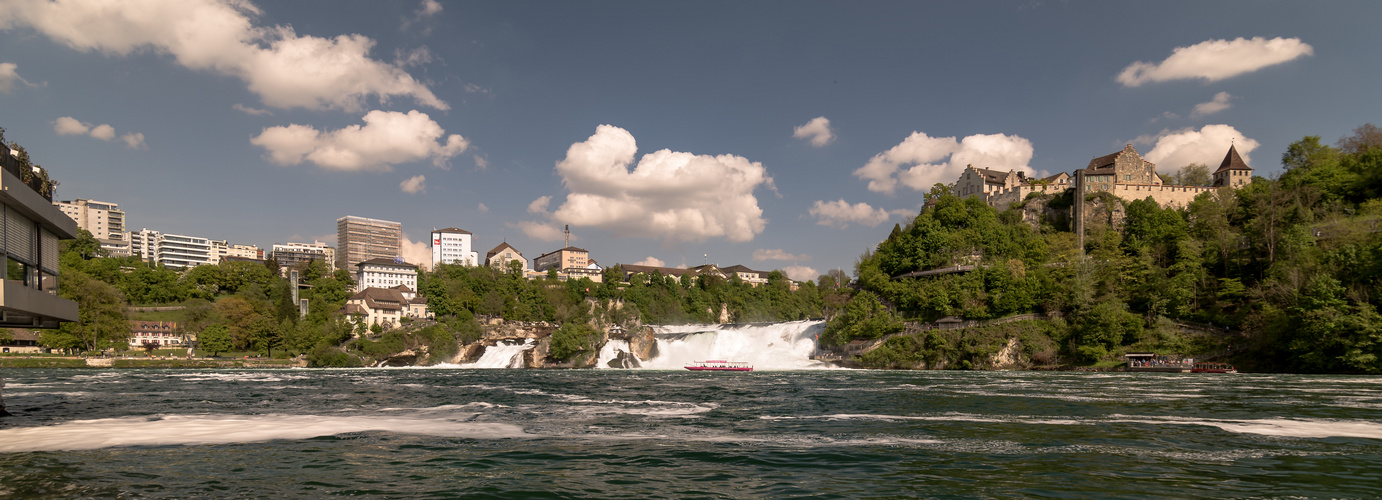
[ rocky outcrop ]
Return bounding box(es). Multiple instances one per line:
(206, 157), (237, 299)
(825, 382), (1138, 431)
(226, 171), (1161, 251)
(989, 337), (1025, 370)
(378, 348), (422, 367)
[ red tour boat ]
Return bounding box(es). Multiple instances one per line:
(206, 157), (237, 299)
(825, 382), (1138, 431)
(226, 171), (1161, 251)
(685, 360), (753, 371)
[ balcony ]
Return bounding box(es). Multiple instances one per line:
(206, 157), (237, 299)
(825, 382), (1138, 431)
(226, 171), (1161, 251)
(0, 143), (55, 202)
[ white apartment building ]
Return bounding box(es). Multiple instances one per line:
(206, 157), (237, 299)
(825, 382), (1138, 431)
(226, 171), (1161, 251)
(209, 241), (263, 264)
(355, 258), (418, 291)
(130, 228), (214, 269)
(272, 241), (336, 272)
(430, 227), (479, 268)
(54, 198), (130, 257)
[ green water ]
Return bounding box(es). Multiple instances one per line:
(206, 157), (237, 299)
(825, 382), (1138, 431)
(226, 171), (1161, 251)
(1, 368), (1379, 498)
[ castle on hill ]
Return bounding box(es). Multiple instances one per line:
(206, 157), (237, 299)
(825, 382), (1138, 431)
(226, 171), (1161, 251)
(957, 144), (1253, 209)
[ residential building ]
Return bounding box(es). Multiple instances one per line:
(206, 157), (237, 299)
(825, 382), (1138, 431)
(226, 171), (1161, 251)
(620, 264), (698, 282)
(272, 241), (336, 272)
(534, 246), (604, 282)
(534, 246), (589, 273)
(54, 198), (129, 256)
(1, 330), (42, 353)
(430, 227), (479, 268)
(153, 232), (214, 269)
(127, 320), (182, 348)
(130, 228), (158, 261)
(721, 265), (770, 286)
(485, 242), (527, 271)
(0, 141), (79, 329)
(355, 257), (418, 291)
(337, 215), (401, 271)
(342, 285), (429, 330)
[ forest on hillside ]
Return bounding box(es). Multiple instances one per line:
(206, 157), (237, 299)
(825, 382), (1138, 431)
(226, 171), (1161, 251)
(823, 125), (1382, 374)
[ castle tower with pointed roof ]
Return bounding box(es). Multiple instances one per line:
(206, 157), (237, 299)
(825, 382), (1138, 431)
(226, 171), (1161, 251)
(1212, 144), (1253, 189)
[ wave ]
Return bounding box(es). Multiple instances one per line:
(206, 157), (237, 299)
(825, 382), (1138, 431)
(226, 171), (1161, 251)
(0, 414), (530, 453)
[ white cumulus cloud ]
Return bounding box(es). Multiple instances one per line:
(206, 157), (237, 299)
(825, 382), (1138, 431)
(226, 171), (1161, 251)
(477, 202), (488, 213)
(399, 233), (432, 271)
(809, 199), (896, 229)
(753, 249), (810, 262)
(1144, 124), (1259, 172)
(88, 124), (115, 141)
(0, 0), (445, 111)
(53, 116), (90, 136)
(400, 174), (426, 194)
(511, 221), (565, 242)
(543, 125), (774, 243)
(782, 265), (819, 282)
(0, 62), (38, 93)
(54, 116), (144, 148)
(527, 196), (552, 215)
(854, 131), (1034, 194)
(1117, 37), (1313, 87)
(250, 110), (468, 172)
(633, 257), (665, 267)
(793, 116), (834, 147)
(120, 132), (146, 149)
(1191, 92), (1233, 119)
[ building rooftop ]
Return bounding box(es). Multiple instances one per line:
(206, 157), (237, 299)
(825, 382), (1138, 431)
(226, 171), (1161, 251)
(356, 257), (416, 268)
(1215, 144), (1253, 173)
(486, 241), (522, 258)
(434, 227), (472, 234)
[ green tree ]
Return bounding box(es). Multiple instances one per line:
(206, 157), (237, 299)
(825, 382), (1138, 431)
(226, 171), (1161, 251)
(548, 322), (598, 361)
(1173, 163), (1211, 186)
(53, 269), (129, 353)
(199, 324), (233, 357)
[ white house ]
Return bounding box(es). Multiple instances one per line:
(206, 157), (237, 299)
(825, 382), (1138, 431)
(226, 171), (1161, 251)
(355, 258), (418, 291)
(343, 285), (430, 330)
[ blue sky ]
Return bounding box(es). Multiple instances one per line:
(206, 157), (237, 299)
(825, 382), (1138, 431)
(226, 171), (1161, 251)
(2, 1), (1378, 280)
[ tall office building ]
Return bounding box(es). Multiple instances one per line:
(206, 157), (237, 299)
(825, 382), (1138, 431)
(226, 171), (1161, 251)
(336, 215), (401, 271)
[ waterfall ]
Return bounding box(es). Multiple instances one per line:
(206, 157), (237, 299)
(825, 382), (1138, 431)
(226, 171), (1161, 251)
(641, 320), (831, 371)
(465, 339), (535, 368)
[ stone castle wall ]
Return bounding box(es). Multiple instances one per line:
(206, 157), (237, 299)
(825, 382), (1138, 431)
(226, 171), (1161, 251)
(1109, 184), (1215, 209)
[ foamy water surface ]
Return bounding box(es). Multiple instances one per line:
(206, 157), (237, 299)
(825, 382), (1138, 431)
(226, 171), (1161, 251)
(1, 365), (1380, 497)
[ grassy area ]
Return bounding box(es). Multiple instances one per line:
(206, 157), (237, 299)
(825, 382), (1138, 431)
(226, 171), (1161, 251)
(0, 358), (89, 368)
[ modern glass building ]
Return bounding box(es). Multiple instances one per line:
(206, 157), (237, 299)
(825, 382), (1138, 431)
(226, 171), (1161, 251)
(0, 142), (79, 329)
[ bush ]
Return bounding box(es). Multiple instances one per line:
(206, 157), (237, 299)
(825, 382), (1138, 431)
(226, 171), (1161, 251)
(307, 345), (363, 367)
(548, 322), (598, 361)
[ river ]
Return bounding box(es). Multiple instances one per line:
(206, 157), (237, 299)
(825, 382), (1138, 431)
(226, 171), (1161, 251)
(1, 323), (1380, 498)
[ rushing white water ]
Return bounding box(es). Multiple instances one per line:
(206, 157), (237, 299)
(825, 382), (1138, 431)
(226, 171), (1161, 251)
(596, 339), (633, 368)
(466, 339), (535, 368)
(642, 320), (830, 371)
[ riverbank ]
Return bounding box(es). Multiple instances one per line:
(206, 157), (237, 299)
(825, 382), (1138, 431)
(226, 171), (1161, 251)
(0, 356), (307, 369)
